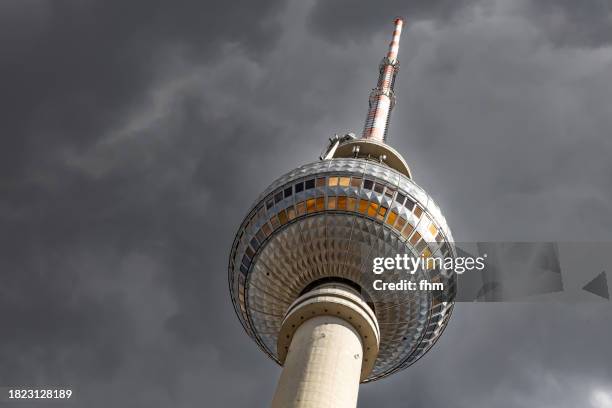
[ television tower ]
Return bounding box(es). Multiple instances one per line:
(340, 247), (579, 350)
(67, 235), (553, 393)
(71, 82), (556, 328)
(229, 18), (456, 408)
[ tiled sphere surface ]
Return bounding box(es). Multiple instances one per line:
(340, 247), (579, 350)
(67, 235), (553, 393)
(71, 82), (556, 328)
(229, 158), (456, 382)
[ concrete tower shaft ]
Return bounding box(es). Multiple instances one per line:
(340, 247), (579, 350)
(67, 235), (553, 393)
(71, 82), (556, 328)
(362, 18), (404, 142)
(272, 316), (363, 408)
(272, 283), (379, 408)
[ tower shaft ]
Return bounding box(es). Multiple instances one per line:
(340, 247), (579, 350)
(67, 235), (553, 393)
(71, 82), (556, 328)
(362, 18), (404, 142)
(271, 316), (363, 408)
(272, 283), (380, 408)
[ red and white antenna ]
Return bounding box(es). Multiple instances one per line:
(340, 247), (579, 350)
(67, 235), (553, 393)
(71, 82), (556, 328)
(362, 18), (404, 142)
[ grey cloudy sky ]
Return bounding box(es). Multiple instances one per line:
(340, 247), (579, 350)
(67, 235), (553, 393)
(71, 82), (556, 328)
(1, 0), (611, 407)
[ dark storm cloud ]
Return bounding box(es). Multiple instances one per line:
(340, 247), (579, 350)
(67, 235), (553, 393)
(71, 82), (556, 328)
(0, 0), (284, 405)
(1, 0), (612, 407)
(307, 0), (479, 42)
(524, 0), (612, 47)
(308, 0), (612, 48)
(0, 0), (281, 178)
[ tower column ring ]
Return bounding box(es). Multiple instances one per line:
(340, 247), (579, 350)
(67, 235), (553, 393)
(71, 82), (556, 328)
(277, 283), (380, 381)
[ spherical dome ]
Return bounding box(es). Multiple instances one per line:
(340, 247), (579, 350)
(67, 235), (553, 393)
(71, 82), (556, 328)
(228, 158), (456, 382)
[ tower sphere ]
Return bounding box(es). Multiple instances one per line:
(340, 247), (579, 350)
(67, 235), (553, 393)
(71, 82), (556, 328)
(228, 137), (456, 382)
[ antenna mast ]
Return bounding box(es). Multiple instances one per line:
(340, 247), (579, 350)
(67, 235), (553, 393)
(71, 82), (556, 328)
(362, 18), (404, 142)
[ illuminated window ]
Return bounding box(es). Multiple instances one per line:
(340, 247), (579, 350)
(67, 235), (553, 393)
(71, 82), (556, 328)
(306, 198), (316, 213)
(414, 205), (423, 218)
(401, 223), (414, 238)
(377, 206), (388, 220)
(270, 215), (280, 228)
(284, 187), (293, 198)
(295, 182), (304, 193)
(367, 202), (379, 217)
(328, 196), (337, 209)
(423, 248), (435, 269)
(315, 197), (325, 211)
(316, 177), (325, 188)
(396, 217), (406, 231)
(278, 209), (288, 225)
(387, 211), (398, 226)
(256, 229), (265, 243)
(350, 177), (362, 187)
(339, 177), (350, 187)
(287, 207), (296, 220)
(358, 199), (369, 213)
(374, 183), (384, 194)
(428, 222), (438, 237)
(337, 196), (347, 210)
(328, 177), (339, 187)
(305, 179), (315, 190)
(363, 179), (374, 190)
(262, 223), (272, 236)
(347, 197), (357, 211)
(410, 231), (421, 246)
(296, 201), (306, 216)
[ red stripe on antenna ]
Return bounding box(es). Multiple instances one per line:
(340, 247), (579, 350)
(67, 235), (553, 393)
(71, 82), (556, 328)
(362, 18), (404, 143)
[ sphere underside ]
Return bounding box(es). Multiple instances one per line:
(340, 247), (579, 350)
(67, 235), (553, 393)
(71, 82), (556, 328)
(229, 158), (456, 382)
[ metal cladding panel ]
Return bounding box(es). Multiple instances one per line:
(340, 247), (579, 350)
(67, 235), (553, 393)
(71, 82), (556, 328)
(229, 158), (456, 382)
